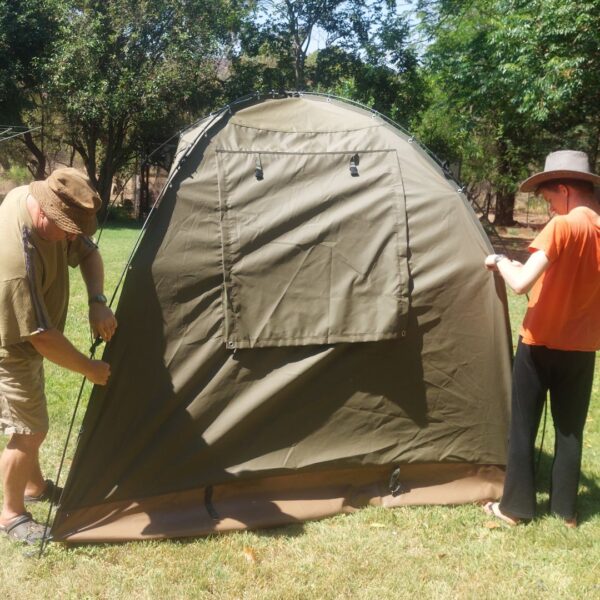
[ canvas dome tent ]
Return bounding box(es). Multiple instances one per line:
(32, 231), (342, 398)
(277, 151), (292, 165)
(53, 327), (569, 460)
(50, 93), (512, 542)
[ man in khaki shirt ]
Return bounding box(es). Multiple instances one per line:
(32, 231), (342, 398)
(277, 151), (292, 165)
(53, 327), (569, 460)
(0, 168), (117, 544)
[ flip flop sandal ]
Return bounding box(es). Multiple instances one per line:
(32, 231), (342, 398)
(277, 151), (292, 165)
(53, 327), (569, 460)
(483, 501), (521, 526)
(0, 512), (48, 545)
(24, 479), (63, 504)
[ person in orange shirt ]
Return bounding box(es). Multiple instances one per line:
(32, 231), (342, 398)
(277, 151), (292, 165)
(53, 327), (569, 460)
(483, 150), (600, 527)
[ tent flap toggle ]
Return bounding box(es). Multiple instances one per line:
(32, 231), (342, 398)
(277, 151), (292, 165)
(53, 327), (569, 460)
(349, 153), (359, 177)
(255, 154), (263, 180)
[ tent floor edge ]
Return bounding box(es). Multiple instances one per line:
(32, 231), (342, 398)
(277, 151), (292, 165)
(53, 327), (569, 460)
(51, 462), (504, 543)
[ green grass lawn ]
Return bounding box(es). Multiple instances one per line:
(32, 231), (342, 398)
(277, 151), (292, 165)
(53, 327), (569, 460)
(1, 224), (598, 600)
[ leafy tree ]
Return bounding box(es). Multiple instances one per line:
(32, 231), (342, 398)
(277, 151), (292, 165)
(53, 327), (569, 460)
(238, 1), (406, 89)
(229, 1), (424, 126)
(417, 0), (600, 225)
(45, 0), (237, 213)
(0, 0), (63, 179)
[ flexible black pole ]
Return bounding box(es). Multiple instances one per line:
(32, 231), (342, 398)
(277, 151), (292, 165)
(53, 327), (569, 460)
(37, 360), (94, 558)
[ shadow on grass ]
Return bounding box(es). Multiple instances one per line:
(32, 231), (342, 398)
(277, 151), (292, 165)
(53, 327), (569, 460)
(57, 521), (306, 553)
(253, 522), (306, 539)
(534, 448), (600, 524)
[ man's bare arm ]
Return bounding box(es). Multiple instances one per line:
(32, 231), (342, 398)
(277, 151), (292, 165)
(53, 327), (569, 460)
(79, 249), (118, 341)
(28, 328), (110, 385)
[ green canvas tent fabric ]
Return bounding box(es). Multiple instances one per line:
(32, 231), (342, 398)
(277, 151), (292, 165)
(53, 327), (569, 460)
(51, 94), (512, 542)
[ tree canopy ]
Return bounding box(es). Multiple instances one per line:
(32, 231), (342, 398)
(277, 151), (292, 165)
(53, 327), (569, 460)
(1, 0), (598, 224)
(44, 0), (236, 210)
(417, 0), (600, 223)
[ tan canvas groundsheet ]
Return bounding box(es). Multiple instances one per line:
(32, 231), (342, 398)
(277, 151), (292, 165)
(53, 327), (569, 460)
(52, 464), (504, 542)
(51, 95), (512, 542)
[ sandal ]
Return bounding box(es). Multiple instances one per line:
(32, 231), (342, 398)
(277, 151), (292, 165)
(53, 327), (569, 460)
(483, 501), (521, 526)
(0, 512), (48, 545)
(24, 479), (63, 504)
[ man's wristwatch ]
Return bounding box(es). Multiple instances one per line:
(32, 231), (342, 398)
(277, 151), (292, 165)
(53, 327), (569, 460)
(494, 254), (507, 264)
(88, 293), (108, 305)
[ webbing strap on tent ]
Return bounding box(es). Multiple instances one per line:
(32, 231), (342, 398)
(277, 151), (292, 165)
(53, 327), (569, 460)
(204, 486), (220, 522)
(388, 466), (405, 497)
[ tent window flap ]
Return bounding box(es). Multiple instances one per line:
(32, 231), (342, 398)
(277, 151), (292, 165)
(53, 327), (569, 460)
(216, 149), (409, 348)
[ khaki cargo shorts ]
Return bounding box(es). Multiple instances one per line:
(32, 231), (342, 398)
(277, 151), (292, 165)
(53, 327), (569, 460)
(0, 347), (48, 435)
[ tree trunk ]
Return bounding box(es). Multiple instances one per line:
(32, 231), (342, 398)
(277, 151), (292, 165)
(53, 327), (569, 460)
(494, 138), (517, 226)
(139, 161), (151, 221)
(96, 174), (114, 223)
(22, 131), (47, 180)
(589, 118), (600, 170)
(494, 189), (516, 226)
(294, 47), (305, 89)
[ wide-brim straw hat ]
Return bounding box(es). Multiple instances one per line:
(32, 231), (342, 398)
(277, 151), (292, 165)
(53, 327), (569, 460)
(519, 150), (600, 193)
(30, 167), (101, 236)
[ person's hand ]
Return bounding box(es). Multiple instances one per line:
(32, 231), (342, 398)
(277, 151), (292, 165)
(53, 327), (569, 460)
(484, 254), (500, 271)
(484, 254), (515, 271)
(89, 303), (118, 341)
(84, 359), (111, 385)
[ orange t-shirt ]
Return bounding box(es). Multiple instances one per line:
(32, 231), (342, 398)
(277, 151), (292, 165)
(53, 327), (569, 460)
(520, 206), (600, 351)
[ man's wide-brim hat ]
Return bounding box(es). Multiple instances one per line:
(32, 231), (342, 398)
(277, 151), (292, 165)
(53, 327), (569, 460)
(30, 167), (101, 236)
(519, 150), (600, 193)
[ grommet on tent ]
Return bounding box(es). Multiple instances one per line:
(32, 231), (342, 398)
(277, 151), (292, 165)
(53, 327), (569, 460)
(255, 155), (264, 181)
(349, 154), (360, 177)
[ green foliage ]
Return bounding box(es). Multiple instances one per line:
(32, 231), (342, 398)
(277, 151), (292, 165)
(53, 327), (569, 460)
(2, 0), (599, 213)
(0, 0), (65, 178)
(6, 164), (31, 185)
(231, 1), (424, 125)
(44, 0), (238, 206)
(416, 0), (600, 223)
(0, 0), (61, 123)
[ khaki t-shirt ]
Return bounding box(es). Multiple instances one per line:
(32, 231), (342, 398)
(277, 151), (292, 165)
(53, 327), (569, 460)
(0, 185), (97, 357)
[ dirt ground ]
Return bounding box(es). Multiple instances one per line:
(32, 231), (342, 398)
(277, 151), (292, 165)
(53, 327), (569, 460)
(486, 195), (551, 263)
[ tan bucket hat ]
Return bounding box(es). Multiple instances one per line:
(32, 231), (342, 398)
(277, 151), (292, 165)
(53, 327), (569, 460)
(519, 150), (600, 193)
(29, 167), (101, 236)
